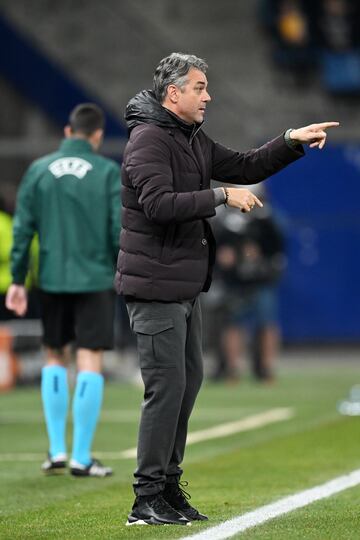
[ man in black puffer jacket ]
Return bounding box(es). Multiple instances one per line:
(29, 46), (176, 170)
(117, 52), (338, 527)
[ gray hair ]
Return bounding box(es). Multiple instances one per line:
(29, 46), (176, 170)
(153, 52), (208, 103)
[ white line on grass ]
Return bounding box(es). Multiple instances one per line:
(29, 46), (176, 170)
(180, 469), (360, 540)
(0, 407), (293, 462)
(0, 407), (258, 423)
(186, 408), (293, 445)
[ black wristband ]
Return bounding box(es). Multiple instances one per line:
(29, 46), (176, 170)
(224, 187), (229, 206)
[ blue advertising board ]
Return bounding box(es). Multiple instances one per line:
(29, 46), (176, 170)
(267, 144), (360, 342)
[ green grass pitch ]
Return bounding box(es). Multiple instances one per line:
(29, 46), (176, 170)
(1, 359), (360, 539)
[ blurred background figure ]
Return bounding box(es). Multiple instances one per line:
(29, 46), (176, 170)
(319, 0), (358, 52)
(260, 0), (360, 95)
(319, 0), (360, 96)
(274, 0), (313, 85)
(212, 186), (286, 383)
(5, 103), (120, 478)
(259, 0), (318, 86)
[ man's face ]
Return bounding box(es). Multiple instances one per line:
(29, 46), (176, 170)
(174, 68), (211, 124)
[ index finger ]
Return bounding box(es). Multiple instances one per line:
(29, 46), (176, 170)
(253, 195), (263, 208)
(316, 122), (340, 129)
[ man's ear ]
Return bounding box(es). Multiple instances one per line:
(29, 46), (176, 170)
(64, 125), (72, 138)
(88, 128), (103, 150)
(94, 129), (104, 145)
(167, 84), (179, 103)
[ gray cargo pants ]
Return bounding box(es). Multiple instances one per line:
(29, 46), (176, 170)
(126, 297), (203, 496)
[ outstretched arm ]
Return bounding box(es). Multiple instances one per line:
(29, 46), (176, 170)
(211, 122), (339, 185)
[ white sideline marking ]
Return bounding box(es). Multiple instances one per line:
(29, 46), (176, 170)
(186, 408), (293, 445)
(0, 408), (293, 462)
(0, 407), (257, 423)
(120, 407), (293, 459)
(180, 469), (360, 540)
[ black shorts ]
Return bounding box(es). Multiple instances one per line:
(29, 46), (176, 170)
(39, 290), (115, 350)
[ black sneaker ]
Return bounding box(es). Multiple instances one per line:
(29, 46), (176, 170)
(41, 453), (67, 475)
(70, 458), (113, 477)
(163, 480), (208, 521)
(126, 493), (191, 526)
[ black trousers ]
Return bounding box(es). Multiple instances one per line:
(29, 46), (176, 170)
(127, 297), (203, 496)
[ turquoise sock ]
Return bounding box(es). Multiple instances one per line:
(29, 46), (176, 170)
(71, 371), (104, 466)
(41, 365), (68, 458)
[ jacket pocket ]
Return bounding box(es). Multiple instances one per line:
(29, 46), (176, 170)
(133, 318), (176, 368)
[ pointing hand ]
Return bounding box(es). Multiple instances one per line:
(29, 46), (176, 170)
(290, 122), (340, 149)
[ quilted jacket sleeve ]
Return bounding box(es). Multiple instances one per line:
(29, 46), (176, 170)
(211, 134), (304, 184)
(125, 125), (216, 225)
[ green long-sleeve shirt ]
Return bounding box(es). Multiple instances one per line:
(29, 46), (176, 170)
(11, 138), (121, 292)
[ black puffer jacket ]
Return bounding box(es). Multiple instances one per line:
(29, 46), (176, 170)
(115, 90), (303, 301)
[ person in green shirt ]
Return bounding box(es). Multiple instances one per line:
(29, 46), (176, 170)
(6, 103), (121, 477)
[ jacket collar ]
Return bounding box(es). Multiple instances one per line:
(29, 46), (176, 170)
(125, 89), (204, 140)
(164, 109), (202, 143)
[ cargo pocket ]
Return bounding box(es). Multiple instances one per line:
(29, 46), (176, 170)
(133, 318), (176, 369)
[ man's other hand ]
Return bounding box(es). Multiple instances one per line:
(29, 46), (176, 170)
(290, 122), (340, 149)
(225, 188), (263, 213)
(5, 284), (28, 317)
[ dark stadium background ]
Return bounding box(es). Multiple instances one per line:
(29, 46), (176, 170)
(0, 0), (359, 344)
